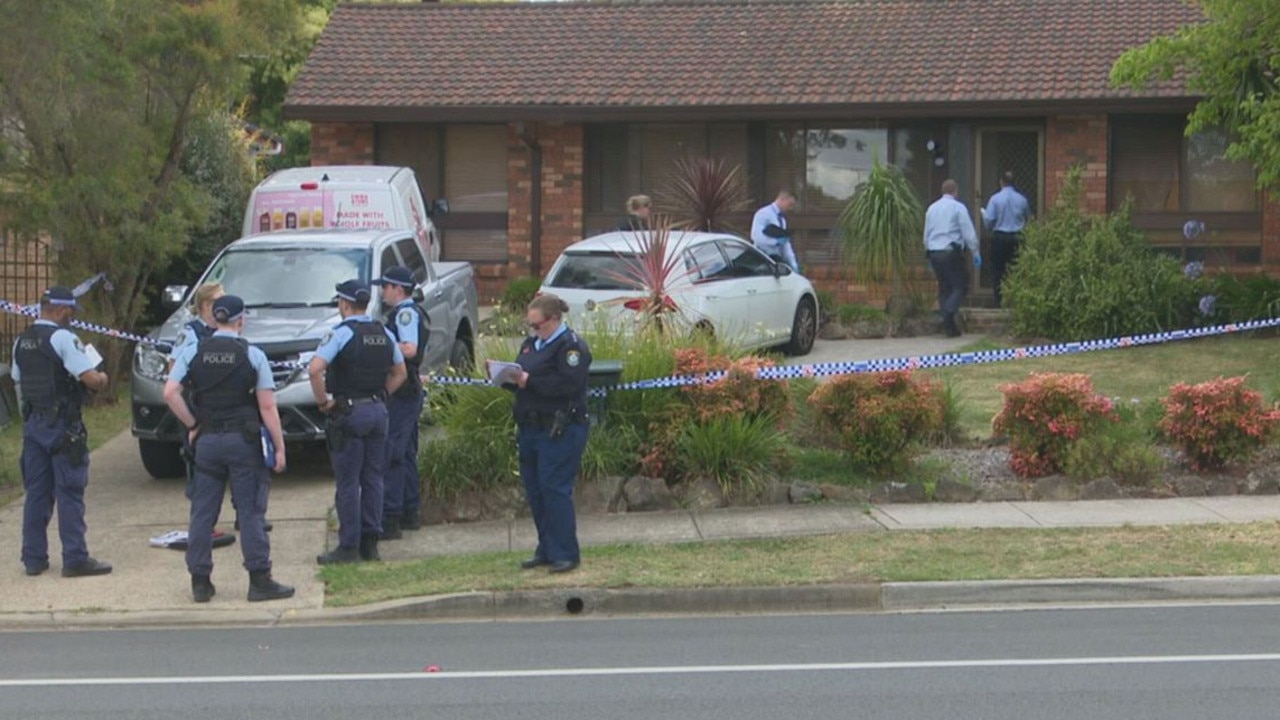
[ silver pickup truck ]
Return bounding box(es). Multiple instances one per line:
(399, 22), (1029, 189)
(131, 229), (479, 479)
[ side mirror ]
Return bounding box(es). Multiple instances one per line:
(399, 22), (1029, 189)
(774, 263), (792, 277)
(432, 198), (450, 216)
(162, 285), (189, 310)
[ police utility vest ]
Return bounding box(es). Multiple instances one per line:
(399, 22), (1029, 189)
(327, 318), (394, 398)
(185, 336), (258, 426)
(386, 303), (427, 398)
(15, 324), (83, 420)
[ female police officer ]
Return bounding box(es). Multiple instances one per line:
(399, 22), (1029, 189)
(505, 294), (591, 574)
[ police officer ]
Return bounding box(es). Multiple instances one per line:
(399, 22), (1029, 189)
(163, 295), (293, 603)
(373, 266), (427, 539)
(13, 286), (112, 578)
(505, 293), (591, 574)
(308, 279), (407, 565)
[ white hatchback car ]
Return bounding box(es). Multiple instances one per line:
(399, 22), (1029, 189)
(539, 231), (819, 355)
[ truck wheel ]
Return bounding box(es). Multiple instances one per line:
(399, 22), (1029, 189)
(449, 339), (474, 373)
(139, 439), (185, 479)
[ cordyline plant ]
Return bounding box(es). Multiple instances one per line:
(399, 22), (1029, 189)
(603, 216), (690, 330)
(657, 156), (751, 233)
(837, 161), (924, 306)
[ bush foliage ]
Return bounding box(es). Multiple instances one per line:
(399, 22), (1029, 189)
(1158, 376), (1280, 471)
(992, 373), (1117, 478)
(808, 371), (944, 476)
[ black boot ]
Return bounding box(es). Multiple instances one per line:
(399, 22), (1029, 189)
(381, 516), (402, 541)
(316, 546), (361, 565)
(191, 574), (215, 604)
(247, 570), (295, 602)
(943, 312), (962, 338)
(359, 534), (381, 562)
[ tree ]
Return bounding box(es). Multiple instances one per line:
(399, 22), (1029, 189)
(1111, 0), (1280, 189)
(836, 162), (924, 311)
(0, 0), (296, 391)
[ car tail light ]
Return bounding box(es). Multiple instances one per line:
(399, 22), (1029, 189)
(300, 182), (319, 190)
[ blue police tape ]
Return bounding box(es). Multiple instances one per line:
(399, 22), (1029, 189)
(5, 296), (1276, 393)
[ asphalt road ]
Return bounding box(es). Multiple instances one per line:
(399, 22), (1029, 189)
(4, 604), (1280, 719)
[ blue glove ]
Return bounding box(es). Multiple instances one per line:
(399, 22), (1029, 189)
(973, 254), (983, 269)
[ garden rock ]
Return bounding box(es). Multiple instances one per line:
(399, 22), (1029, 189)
(789, 481), (824, 504)
(1170, 476), (1207, 497)
(869, 481), (927, 504)
(1249, 467), (1280, 495)
(421, 503), (447, 527)
(623, 476), (677, 512)
(762, 481), (792, 505)
(1081, 478), (1124, 500)
(681, 478), (728, 511)
(818, 483), (864, 504)
(848, 320), (889, 339)
(979, 481), (1026, 501)
(482, 485), (527, 520)
(445, 491), (486, 523)
(819, 322), (851, 340)
(933, 478), (978, 503)
(577, 476), (629, 514)
(1030, 476), (1079, 501)
(1206, 477), (1241, 496)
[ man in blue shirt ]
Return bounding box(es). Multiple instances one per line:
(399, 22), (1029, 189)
(308, 279), (407, 564)
(373, 266), (428, 539)
(12, 286), (112, 578)
(750, 190), (801, 273)
(981, 171), (1032, 307)
(923, 179), (981, 337)
(165, 295), (292, 603)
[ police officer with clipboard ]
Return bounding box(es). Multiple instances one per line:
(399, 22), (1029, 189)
(163, 295), (293, 603)
(13, 287), (112, 578)
(308, 279), (407, 565)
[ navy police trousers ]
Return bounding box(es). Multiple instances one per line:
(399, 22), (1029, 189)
(517, 422), (588, 564)
(21, 416), (90, 571)
(188, 431), (271, 576)
(329, 402), (389, 549)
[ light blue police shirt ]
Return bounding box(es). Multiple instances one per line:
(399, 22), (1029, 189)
(923, 194), (980, 254)
(982, 186), (1031, 233)
(10, 320), (98, 384)
(168, 330), (274, 391)
(392, 299), (421, 351)
(534, 323), (569, 352)
(314, 314), (405, 365)
(169, 318), (212, 358)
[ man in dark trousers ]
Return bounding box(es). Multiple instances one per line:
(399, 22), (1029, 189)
(923, 179), (981, 337)
(309, 279), (407, 565)
(374, 266), (427, 539)
(981, 171), (1031, 307)
(13, 286), (112, 578)
(164, 295), (293, 603)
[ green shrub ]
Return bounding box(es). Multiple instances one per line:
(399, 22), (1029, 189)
(499, 276), (545, 315)
(836, 303), (889, 325)
(809, 371), (944, 476)
(1158, 376), (1280, 471)
(1064, 401), (1165, 485)
(926, 375), (969, 447)
(674, 414), (785, 498)
(1002, 168), (1198, 340)
(419, 384), (516, 499)
(992, 373), (1116, 478)
(581, 422), (642, 482)
(1208, 273), (1280, 322)
(815, 289), (837, 324)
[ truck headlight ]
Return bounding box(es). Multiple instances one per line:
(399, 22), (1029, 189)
(134, 344), (170, 382)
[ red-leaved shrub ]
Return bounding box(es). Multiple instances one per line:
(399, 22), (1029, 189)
(992, 373), (1116, 478)
(808, 371), (944, 475)
(1158, 376), (1280, 471)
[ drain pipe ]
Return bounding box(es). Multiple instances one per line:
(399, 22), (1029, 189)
(517, 122), (543, 278)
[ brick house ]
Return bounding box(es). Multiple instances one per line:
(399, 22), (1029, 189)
(284, 0), (1279, 305)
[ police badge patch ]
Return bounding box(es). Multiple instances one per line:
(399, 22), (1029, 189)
(73, 338), (85, 352)
(321, 332), (333, 347)
(398, 309), (414, 327)
(566, 350), (581, 367)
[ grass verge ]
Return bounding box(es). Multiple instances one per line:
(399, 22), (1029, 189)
(322, 521), (1280, 606)
(0, 385), (132, 497)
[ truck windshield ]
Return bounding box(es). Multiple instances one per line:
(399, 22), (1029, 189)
(202, 247), (370, 307)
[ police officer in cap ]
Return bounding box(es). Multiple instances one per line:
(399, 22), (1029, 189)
(163, 295), (293, 603)
(308, 279), (407, 565)
(13, 286), (111, 578)
(373, 265), (427, 539)
(505, 294), (591, 574)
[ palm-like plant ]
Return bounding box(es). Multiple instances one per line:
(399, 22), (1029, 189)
(602, 216), (689, 330)
(658, 156), (751, 233)
(837, 161), (925, 302)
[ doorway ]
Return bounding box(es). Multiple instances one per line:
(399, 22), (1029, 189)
(972, 128), (1043, 306)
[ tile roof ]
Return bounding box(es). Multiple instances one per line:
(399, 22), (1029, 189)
(285, 0), (1203, 121)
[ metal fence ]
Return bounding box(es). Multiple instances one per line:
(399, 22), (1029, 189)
(0, 226), (53, 364)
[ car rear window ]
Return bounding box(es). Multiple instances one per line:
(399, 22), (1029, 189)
(548, 251), (642, 290)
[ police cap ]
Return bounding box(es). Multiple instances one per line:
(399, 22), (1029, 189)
(42, 286), (77, 307)
(334, 279), (371, 304)
(375, 266), (414, 289)
(211, 294), (246, 324)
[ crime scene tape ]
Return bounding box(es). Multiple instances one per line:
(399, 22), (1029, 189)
(3, 297), (1276, 397)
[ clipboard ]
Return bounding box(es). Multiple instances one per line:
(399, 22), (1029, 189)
(485, 360), (524, 387)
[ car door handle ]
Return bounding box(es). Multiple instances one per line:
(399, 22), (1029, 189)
(433, 290), (444, 299)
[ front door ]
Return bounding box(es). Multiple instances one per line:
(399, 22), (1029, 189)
(972, 128), (1043, 306)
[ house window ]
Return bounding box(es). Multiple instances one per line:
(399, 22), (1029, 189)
(1111, 115), (1258, 214)
(441, 125), (509, 263)
(892, 124), (949, 205)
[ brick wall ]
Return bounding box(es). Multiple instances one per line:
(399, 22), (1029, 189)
(506, 122), (585, 281)
(1045, 114), (1108, 213)
(310, 122), (375, 166)
(1263, 193), (1280, 269)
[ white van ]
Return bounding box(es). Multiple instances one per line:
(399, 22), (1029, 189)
(241, 165), (446, 261)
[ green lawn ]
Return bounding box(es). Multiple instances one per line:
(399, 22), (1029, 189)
(322, 521), (1280, 606)
(932, 334), (1280, 439)
(0, 385), (132, 500)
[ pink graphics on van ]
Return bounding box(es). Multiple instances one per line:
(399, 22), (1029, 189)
(250, 188), (397, 234)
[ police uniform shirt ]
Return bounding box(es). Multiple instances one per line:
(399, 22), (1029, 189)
(170, 318), (214, 358)
(514, 324), (591, 418)
(390, 299), (423, 355)
(168, 330), (274, 391)
(10, 320), (98, 387)
(315, 315), (405, 366)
